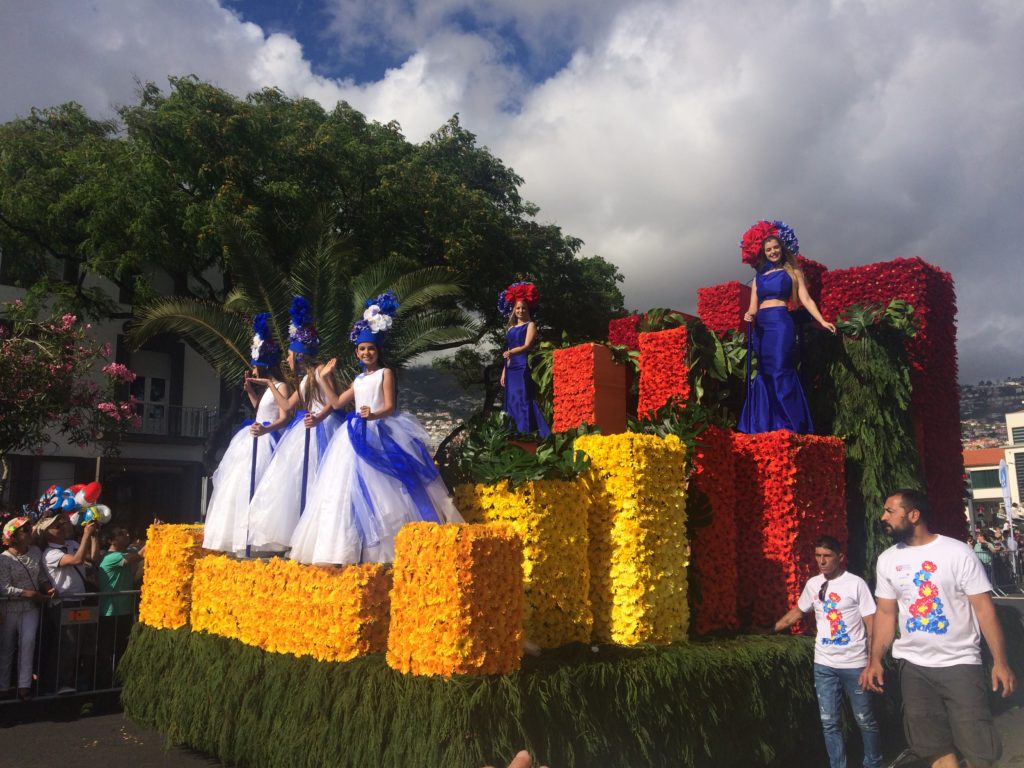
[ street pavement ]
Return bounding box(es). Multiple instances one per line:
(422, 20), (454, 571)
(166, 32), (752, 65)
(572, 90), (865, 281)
(3, 700), (1023, 767)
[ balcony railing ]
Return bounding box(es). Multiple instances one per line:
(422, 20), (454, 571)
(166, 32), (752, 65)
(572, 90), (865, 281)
(127, 404), (218, 439)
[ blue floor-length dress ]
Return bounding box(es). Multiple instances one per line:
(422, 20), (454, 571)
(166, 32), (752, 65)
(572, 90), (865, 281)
(503, 323), (551, 437)
(737, 269), (814, 434)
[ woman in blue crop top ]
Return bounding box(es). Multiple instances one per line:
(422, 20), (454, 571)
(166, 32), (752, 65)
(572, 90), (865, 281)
(738, 222), (834, 434)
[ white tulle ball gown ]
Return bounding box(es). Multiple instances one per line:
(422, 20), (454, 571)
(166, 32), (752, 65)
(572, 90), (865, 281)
(289, 368), (463, 565)
(248, 372), (343, 552)
(203, 383), (285, 555)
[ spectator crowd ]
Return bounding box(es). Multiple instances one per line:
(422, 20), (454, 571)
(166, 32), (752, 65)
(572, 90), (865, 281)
(0, 506), (145, 702)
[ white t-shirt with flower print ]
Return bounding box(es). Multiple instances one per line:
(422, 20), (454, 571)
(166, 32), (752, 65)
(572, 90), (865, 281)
(798, 570), (876, 668)
(874, 534), (992, 667)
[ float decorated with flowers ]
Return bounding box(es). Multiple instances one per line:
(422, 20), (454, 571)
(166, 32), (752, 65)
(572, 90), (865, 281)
(121, 229), (999, 768)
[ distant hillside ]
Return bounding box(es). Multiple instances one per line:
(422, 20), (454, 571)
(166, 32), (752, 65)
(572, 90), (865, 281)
(397, 365), (482, 451)
(961, 376), (1024, 448)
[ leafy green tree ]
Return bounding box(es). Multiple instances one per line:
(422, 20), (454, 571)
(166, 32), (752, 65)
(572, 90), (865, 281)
(1, 79), (624, 338)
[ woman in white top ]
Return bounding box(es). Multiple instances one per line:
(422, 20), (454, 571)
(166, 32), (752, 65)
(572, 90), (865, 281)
(249, 298), (343, 552)
(289, 291), (462, 566)
(203, 313), (291, 555)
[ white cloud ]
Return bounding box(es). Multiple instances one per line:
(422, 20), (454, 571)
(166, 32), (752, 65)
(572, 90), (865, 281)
(1, 0), (1022, 379)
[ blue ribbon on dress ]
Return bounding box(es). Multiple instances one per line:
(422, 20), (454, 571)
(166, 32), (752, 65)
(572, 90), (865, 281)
(240, 419), (283, 448)
(345, 411), (442, 548)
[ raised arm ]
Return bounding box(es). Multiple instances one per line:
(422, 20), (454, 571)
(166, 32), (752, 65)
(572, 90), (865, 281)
(968, 591), (1017, 697)
(795, 270), (836, 334)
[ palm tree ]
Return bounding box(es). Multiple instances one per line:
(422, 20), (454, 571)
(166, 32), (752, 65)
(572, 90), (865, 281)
(129, 226), (480, 386)
(128, 221), (480, 465)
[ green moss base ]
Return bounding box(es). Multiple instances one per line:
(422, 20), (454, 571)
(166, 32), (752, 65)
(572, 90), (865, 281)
(121, 624), (854, 767)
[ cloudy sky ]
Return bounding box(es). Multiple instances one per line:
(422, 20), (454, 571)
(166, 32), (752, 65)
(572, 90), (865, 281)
(2, 0), (1022, 381)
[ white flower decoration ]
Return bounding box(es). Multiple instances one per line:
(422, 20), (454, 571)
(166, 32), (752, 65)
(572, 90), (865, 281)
(251, 333), (262, 360)
(364, 304), (393, 333)
(288, 322), (298, 338)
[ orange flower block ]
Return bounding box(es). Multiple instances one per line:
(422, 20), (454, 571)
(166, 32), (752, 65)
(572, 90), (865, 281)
(455, 479), (592, 648)
(575, 433), (689, 645)
(387, 523), (523, 676)
(190, 556), (391, 662)
(137, 523), (206, 630)
(637, 325), (690, 418)
(552, 343), (628, 434)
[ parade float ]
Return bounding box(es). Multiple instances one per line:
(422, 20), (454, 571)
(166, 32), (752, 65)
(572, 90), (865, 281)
(119, 247), (995, 767)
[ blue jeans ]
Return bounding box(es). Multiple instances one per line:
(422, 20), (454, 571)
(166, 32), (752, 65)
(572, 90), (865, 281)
(813, 663), (883, 768)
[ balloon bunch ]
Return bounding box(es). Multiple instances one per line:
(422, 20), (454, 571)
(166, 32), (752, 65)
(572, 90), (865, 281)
(37, 481), (112, 526)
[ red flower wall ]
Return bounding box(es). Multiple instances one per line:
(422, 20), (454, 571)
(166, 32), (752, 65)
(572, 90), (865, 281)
(608, 314), (643, 349)
(821, 257), (963, 539)
(689, 425), (739, 634)
(637, 326), (690, 418)
(731, 430), (847, 630)
(697, 282), (751, 335)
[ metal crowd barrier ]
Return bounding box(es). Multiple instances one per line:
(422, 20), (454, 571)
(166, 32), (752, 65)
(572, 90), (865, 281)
(0, 590), (140, 704)
(984, 550), (1023, 597)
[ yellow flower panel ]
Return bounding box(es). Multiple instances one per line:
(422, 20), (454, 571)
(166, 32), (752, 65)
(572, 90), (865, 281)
(190, 555), (392, 663)
(575, 433), (689, 645)
(454, 479), (592, 648)
(138, 524), (207, 630)
(387, 523), (523, 676)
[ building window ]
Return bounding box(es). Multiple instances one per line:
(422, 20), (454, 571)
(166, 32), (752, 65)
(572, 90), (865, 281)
(1013, 427), (1024, 445)
(969, 469), (1001, 489)
(1016, 452), (1024, 501)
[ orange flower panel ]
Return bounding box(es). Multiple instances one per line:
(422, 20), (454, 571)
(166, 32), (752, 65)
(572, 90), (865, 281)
(137, 524), (207, 630)
(637, 325), (690, 418)
(387, 523), (523, 676)
(552, 343), (627, 434)
(190, 556), (391, 662)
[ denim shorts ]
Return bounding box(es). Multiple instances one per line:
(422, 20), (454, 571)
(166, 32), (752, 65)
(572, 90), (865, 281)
(899, 660), (1001, 767)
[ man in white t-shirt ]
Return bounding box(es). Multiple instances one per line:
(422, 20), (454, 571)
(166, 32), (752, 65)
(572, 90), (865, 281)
(774, 535), (881, 768)
(862, 489), (1016, 768)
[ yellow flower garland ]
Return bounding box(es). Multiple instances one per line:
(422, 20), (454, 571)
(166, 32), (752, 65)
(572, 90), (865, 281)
(386, 523), (523, 676)
(455, 480), (592, 648)
(190, 556), (392, 662)
(575, 433), (689, 645)
(137, 523), (206, 630)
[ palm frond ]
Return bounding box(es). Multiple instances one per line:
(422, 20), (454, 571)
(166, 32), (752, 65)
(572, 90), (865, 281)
(127, 299), (252, 383)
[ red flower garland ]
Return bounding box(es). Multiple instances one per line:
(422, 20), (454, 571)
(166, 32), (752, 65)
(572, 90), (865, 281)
(697, 281), (752, 335)
(820, 257), (963, 538)
(689, 425), (739, 634)
(730, 430), (847, 630)
(607, 314), (643, 349)
(637, 326), (690, 417)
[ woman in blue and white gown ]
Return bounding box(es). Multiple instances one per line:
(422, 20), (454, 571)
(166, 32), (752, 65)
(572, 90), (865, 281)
(203, 363), (292, 554)
(248, 352), (343, 552)
(289, 332), (462, 566)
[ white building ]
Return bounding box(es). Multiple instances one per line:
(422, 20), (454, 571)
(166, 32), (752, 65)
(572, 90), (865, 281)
(963, 410), (1024, 520)
(1, 259), (223, 529)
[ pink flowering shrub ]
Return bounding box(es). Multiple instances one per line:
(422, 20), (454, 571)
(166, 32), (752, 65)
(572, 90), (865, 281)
(0, 301), (139, 485)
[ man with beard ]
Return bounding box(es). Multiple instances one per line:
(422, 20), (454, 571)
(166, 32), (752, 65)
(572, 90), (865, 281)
(861, 489), (1015, 768)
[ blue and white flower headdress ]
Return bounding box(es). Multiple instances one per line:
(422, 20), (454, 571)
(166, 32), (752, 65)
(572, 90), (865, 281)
(287, 296), (320, 357)
(350, 291), (399, 347)
(250, 312), (282, 367)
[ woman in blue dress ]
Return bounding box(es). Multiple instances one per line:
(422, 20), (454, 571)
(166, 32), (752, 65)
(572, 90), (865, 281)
(737, 221), (835, 434)
(498, 281), (550, 437)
